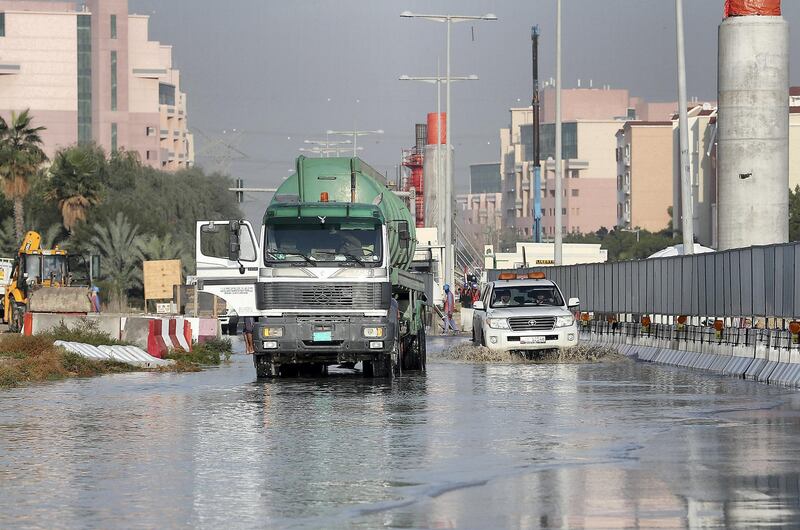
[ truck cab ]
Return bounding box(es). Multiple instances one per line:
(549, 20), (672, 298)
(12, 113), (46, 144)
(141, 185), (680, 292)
(473, 272), (580, 353)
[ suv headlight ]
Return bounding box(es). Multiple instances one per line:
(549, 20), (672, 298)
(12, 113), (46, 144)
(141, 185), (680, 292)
(555, 315), (575, 328)
(487, 318), (509, 329)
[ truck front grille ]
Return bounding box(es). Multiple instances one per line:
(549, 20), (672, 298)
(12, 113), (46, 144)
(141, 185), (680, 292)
(256, 282), (390, 310)
(508, 316), (556, 332)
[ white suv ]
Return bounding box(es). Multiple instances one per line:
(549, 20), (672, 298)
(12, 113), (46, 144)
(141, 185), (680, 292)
(472, 273), (579, 353)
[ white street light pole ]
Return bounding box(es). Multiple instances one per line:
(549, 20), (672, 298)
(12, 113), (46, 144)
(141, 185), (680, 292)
(554, 0), (563, 265)
(300, 146), (363, 157)
(304, 139), (351, 158)
(326, 129), (384, 157)
(676, 0), (694, 254)
(401, 10), (497, 288)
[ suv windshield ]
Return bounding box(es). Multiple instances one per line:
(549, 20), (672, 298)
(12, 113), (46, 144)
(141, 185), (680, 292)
(490, 285), (564, 308)
(265, 222), (382, 266)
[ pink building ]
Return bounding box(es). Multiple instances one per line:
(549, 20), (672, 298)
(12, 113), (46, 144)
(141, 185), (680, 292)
(0, 0), (193, 170)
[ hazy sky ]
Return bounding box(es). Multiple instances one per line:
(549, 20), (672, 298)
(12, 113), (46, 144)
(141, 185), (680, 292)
(130, 0), (800, 221)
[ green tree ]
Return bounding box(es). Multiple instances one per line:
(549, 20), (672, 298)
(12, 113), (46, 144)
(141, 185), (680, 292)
(87, 212), (144, 311)
(45, 144), (107, 231)
(0, 110), (48, 240)
(0, 217), (16, 256)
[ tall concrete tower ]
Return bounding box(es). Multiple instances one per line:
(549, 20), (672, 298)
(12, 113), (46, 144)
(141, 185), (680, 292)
(717, 1), (789, 250)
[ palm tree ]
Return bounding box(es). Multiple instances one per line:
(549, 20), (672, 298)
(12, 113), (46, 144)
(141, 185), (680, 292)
(88, 212), (144, 311)
(0, 110), (47, 240)
(45, 144), (106, 231)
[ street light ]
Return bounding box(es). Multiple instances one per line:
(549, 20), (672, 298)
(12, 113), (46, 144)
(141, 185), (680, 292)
(326, 129), (384, 156)
(398, 73), (478, 278)
(304, 139), (352, 158)
(401, 10), (497, 288)
(300, 146), (363, 157)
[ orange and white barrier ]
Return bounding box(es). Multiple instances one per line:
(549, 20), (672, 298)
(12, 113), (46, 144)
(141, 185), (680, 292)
(147, 317), (192, 359)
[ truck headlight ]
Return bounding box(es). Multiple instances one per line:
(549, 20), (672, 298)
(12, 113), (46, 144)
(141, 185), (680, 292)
(555, 315), (575, 328)
(261, 327), (284, 338)
(363, 327), (385, 338)
(487, 318), (509, 329)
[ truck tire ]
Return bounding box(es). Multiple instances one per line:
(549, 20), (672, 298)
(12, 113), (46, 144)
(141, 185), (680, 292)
(364, 338), (402, 378)
(403, 328), (426, 372)
(254, 355), (275, 378)
(418, 327), (427, 372)
(253, 355), (302, 378)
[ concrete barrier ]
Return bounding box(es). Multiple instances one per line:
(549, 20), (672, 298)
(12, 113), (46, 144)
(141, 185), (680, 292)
(146, 317), (192, 359)
(54, 340), (174, 368)
(185, 317), (220, 343)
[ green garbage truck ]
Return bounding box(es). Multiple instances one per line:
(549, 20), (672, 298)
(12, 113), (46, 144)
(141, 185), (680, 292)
(195, 156), (430, 378)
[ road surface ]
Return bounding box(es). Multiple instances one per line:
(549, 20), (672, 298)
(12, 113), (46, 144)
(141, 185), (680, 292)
(1, 336), (799, 528)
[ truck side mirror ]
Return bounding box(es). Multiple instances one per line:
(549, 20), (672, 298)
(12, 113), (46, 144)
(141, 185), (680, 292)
(398, 221), (410, 249)
(228, 220), (241, 262)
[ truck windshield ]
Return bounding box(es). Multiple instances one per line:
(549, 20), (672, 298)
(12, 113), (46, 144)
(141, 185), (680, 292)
(265, 223), (382, 266)
(490, 285), (564, 308)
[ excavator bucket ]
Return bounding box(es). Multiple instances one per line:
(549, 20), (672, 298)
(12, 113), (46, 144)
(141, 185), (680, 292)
(28, 286), (92, 313)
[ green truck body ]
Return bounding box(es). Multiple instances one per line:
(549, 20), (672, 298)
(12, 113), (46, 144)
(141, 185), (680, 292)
(250, 156), (428, 377)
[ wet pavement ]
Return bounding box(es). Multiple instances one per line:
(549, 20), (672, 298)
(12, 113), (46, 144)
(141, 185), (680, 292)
(2, 336), (800, 529)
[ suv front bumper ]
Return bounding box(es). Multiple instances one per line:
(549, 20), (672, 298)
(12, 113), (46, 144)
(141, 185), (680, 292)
(484, 325), (578, 352)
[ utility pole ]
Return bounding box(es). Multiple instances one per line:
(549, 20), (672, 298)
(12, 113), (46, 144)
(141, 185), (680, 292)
(676, 0), (695, 254)
(554, 0), (563, 265)
(532, 25), (542, 243)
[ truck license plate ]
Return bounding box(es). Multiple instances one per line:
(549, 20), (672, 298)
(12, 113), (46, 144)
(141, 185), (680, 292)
(312, 331), (332, 342)
(521, 336), (546, 344)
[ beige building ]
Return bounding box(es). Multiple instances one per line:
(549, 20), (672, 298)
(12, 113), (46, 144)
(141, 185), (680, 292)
(616, 122), (674, 232)
(0, 0), (193, 170)
(501, 89), (676, 239)
(456, 192), (503, 246)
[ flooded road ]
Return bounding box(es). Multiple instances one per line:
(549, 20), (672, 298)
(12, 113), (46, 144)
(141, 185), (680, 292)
(2, 337), (800, 529)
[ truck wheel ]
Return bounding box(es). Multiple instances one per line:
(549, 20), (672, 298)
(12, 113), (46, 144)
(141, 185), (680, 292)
(254, 355), (276, 378)
(418, 327), (427, 372)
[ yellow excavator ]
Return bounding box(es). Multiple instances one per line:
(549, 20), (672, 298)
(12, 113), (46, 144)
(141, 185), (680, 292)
(1, 231), (92, 332)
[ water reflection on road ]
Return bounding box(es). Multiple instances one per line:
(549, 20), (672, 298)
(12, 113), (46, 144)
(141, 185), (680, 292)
(2, 336), (800, 529)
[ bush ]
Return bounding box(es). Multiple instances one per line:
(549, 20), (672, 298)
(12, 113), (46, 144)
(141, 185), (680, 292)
(165, 337), (232, 366)
(0, 334), (134, 388)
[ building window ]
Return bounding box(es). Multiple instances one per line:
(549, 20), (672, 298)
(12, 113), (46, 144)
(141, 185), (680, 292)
(561, 208), (566, 215)
(77, 14), (92, 143)
(146, 126), (155, 136)
(159, 83), (176, 106)
(111, 123), (118, 151)
(0, 13), (5, 37)
(571, 170), (579, 179)
(110, 51), (117, 111)
(110, 14), (117, 39)
(146, 150), (152, 160)
(571, 189), (579, 197)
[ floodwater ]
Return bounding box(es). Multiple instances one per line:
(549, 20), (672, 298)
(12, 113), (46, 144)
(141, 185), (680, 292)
(2, 337), (800, 529)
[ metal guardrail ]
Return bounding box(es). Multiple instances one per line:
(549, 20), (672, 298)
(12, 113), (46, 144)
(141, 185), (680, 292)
(488, 241), (800, 320)
(578, 320), (799, 350)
